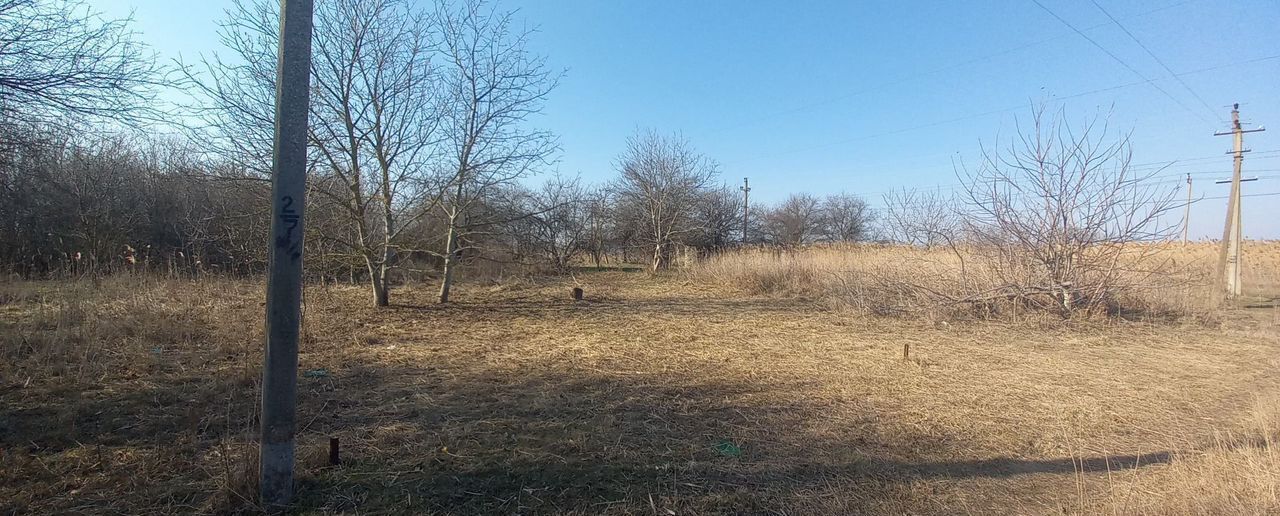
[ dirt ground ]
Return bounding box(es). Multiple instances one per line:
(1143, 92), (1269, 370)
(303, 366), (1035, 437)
(1, 271), (1278, 514)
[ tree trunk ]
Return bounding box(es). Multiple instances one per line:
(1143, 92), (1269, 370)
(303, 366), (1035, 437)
(379, 193), (395, 307)
(651, 242), (662, 272)
(438, 220), (458, 304)
(367, 259), (390, 307)
(370, 272), (389, 307)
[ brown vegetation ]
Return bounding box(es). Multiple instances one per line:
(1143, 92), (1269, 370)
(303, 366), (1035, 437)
(3, 2), (1274, 513)
(693, 241), (1279, 319)
(2, 253), (1278, 514)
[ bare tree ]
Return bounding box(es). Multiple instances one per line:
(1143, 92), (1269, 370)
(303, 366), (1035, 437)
(0, 0), (160, 129)
(185, 0), (444, 306)
(764, 192), (822, 246)
(958, 106), (1178, 314)
(607, 189), (646, 264)
(582, 187), (613, 268)
(433, 0), (559, 303)
(819, 192), (875, 242)
(690, 184), (744, 252)
(516, 174), (589, 271)
(881, 187), (960, 247)
(312, 0), (444, 307)
(613, 130), (718, 272)
(176, 0), (277, 175)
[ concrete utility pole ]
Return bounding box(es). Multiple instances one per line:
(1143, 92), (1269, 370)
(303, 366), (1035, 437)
(1213, 103), (1264, 300)
(1182, 173), (1191, 246)
(740, 177), (750, 244)
(260, 0), (314, 511)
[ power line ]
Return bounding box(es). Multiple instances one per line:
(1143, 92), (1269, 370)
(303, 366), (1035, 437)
(1143, 174), (1279, 188)
(1088, 0), (1220, 121)
(834, 163), (1280, 203)
(1121, 190), (1280, 208)
(1150, 169), (1280, 178)
(1129, 149), (1280, 171)
(1131, 159), (1280, 174)
(726, 84), (1124, 166)
(1198, 191), (1280, 201)
(819, 153), (1280, 199)
(1175, 53), (1280, 77)
(853, 171), (1276, 206)
(790, 149), (1280, 189)
(818, 152), (1280, 200)
(703, 0), (1202, 137)
(725, 55), (1279, 168)
(863, 189), (1280, 211)
(1030, 0), (1215, 125)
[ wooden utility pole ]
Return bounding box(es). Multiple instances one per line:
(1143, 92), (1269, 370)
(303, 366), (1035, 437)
(1181, 173), (1191, 246)
(260, 0), (314, 511)
(740, 177), (750, 244)
(1213, 103), (1264, 300)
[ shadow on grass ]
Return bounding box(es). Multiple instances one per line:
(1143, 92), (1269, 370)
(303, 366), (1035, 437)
(1242, 296), (1278, 309)
(280, 362), (1198, 514)
(883, 452), (1174, 479)
(0, 346), (1235, 515)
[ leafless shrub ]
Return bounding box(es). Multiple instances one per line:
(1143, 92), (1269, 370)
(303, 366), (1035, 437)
(958, 106), (1179, 315)
(693, 239), (1228, 322)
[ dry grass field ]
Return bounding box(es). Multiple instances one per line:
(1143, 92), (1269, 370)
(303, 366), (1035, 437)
(694, 241), (1280, 318)
(2, 243), (1279, 515)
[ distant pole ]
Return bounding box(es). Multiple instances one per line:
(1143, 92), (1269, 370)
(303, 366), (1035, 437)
(1213, 103), (1264, 301)
(260, 0), (314, 511)
(740, 177), (750, 244)
(1181, 173), (1191, 246)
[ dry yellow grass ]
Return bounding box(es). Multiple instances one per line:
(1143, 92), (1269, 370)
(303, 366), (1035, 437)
(0, 264), (1277, 514)
(1080, 396), (1280, 515)
(692, 241), (1280, 318)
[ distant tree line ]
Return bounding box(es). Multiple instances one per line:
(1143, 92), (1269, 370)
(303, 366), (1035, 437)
(1, 0), (1176, 314)
(0, 125), (878, 278)
(0, 1), (879, 309)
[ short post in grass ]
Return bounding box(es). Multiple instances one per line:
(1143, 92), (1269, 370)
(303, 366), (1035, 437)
(260, 0), (315, 511)
(572, 287), (584, 301)
(903, 342), (910, 361)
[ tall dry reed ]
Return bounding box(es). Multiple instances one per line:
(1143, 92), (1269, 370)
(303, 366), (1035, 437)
(691, 242), (1276, 319)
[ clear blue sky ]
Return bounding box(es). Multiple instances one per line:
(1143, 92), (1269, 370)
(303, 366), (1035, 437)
(95, 0), (1280, 239)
